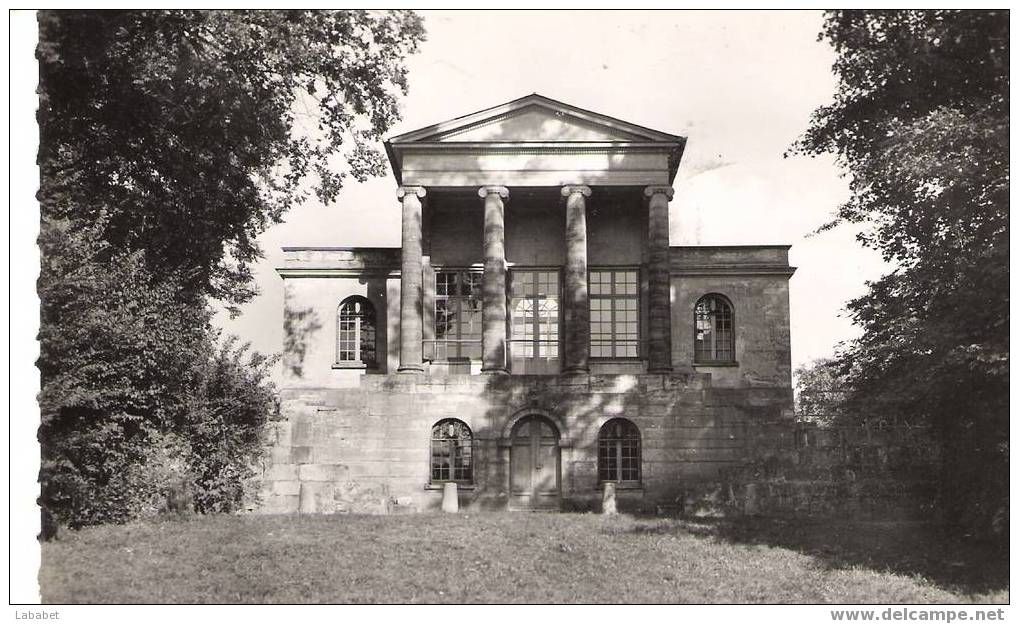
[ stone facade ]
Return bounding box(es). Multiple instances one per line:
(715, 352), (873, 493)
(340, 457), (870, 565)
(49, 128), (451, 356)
(262, 374), (795, 515)
(260, 94), (800, 515)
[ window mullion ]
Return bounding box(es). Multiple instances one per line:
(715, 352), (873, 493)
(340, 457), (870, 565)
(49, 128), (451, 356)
(616, 439), (623, 482)
(354, 316), (361, 362)
(708, 309), (715, 360)
(714, 308), (721, 360)
(535, 274), (542, 354)
(454, 271), (462, 356)
(605, 276), (613, 355)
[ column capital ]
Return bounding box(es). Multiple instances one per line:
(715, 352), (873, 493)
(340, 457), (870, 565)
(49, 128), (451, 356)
(397, 185), (427, 200)
(643, 185), (674, 201)
(478, 185), (509, 200)
(561, 184), (592, 198)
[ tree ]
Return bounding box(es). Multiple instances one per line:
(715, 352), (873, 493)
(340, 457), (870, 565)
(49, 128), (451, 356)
(38, 10), (426, 306)
(183, 335), (280, 514)
(36, 10), (425, 527)
(794, 10), (1008, 537)
(794, 358), (848, 426)
(37, 216), (210, 525)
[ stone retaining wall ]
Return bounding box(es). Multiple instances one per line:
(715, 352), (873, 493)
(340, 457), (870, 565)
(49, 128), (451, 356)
(258, 373), (796, 515)
(708, 422), (942, 520)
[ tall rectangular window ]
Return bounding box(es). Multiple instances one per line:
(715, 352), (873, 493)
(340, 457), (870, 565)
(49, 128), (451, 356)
(589, 269), (639, 358)
(510, 270), (560, 374)
(694, 294), (734, 363)
(429, 269), (482, 361)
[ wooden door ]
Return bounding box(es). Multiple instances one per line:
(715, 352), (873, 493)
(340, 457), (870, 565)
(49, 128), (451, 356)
(509, 415), (561, 510)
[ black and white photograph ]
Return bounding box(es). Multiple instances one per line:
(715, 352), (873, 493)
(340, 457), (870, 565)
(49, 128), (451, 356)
(9, 7), (1010, 613)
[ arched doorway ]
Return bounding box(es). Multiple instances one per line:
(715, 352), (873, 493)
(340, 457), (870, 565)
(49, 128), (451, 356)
(509, 414), (561, 510)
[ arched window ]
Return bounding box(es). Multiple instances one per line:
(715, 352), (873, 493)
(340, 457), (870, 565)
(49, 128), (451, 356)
(337, 296), (376, 368)
(598, 418), (641, 484)
(430, 419), (474, 484)
(694, 294), (734, 364)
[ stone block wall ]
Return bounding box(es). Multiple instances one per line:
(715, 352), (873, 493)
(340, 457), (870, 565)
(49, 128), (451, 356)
(257, 373), (796, 515)
(718, 421), (943, 520)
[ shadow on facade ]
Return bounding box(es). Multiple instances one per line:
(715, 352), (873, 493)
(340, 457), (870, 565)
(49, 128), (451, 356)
(282, 306), (322, 378)
(466, 370), (744, 514)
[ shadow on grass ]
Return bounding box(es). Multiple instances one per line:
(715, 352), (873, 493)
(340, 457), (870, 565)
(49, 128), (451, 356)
(621, 514), (1008, 598)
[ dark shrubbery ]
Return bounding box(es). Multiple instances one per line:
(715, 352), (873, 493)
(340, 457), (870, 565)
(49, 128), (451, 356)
(38, 217), (279, 528)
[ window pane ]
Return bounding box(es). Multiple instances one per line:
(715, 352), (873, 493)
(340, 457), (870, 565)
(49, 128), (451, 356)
(464, 272), (483, 296)
(436, 272), (456, 296)
(435, 300), (452, 338)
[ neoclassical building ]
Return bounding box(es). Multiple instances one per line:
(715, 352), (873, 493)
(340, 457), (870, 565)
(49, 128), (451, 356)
(261, 94), (797, 514)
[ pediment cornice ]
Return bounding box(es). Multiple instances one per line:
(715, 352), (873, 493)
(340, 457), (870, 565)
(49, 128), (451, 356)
(385, 94), (686, 186)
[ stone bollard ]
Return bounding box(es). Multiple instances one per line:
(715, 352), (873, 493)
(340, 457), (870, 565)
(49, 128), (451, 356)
(602, 481), (617, 515)
(441, 482), (459, 513)
(744, 483), (758, 515)
(298, 482), (315, 514)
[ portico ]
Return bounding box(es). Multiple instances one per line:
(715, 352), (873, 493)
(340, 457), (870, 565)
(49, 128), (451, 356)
(386, 94), (686, 376)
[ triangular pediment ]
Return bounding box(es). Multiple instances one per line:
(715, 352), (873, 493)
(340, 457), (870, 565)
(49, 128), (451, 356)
(385, 94), (687, 186)
(388, 94), (682, 144)
(428, 106), (646, 142)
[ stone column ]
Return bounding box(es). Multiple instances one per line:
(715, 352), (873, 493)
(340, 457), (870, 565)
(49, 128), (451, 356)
(562, 185), (592, 375)
(480, 186), (510, 374)
(397, 186), (426, 373)
(645, 185), (674, 373)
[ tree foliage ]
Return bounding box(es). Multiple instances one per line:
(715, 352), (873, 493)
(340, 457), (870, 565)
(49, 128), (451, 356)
(38, 216), (205, 524)
(794, 10), (1008, 537)
(793, 358), (849, 426)
(38, 216), (281, 525)
(38, 10), (425, 305)
(36, 10), (424, 527)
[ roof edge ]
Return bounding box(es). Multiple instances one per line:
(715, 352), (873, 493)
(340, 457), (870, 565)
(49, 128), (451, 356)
(386, 93), (685, 145)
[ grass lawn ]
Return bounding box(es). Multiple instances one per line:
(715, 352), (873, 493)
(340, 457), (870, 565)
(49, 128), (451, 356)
(39, 512), (1008, 604)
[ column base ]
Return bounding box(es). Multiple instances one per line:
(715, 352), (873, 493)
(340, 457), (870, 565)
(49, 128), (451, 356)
(481, 367), (509, 375)
(397, 365), (424, 374)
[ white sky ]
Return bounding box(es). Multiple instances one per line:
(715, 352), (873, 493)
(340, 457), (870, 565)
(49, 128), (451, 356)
(215, 9), (889, 377)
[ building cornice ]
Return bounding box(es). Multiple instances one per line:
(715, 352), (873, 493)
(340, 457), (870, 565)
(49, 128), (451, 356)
(670, 265), (797, 277)
(276, 268), (400, 279)
(396, 141), (681, 153)
(281, 246), (400, 252)
(669, 244), (793, 251)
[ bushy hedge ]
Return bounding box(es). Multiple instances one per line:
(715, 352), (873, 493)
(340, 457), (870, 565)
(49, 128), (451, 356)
(38, 217), (279, 528)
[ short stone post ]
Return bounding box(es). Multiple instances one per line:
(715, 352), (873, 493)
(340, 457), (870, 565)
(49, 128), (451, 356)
(744, 483), (758, 515)
(298, 482), (315, 514)
(602, 481), (617, 515)
(441, 482), (459, 513)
